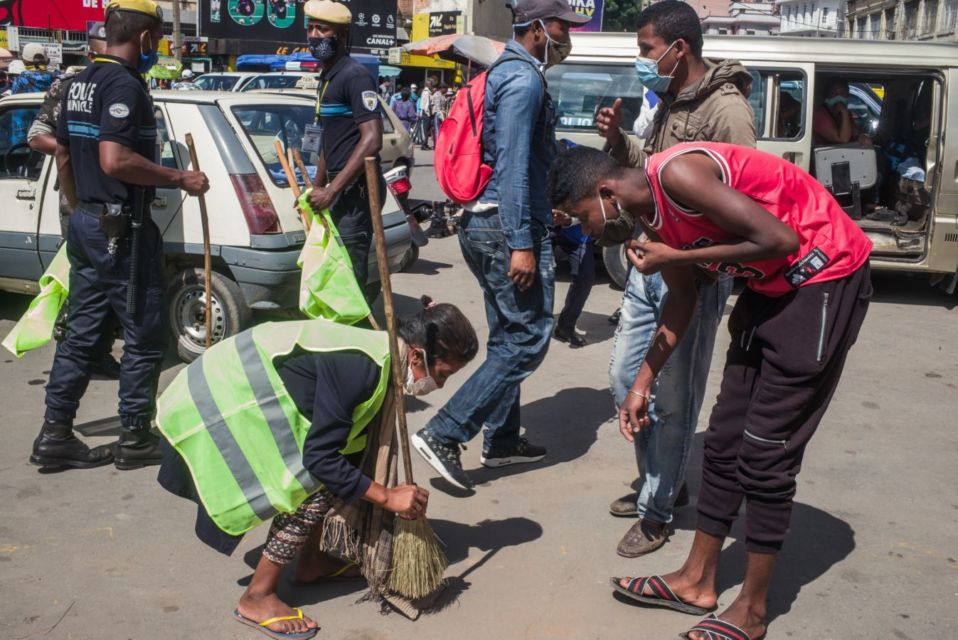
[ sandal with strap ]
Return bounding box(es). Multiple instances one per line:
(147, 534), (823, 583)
(233, 607), (319, 640)
(610, 575), (715, 616)
(680, 614), (767, 640)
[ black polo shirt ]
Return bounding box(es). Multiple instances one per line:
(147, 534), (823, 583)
(55, 55), (156, 205)
(317, 55), (381, 174)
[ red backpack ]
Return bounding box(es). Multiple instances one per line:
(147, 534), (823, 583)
(434, 56), (542, 204)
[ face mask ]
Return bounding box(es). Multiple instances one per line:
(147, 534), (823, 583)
(404, 349), (439, 396)
(537, 19), (572, 69)
(634, 40), (678, 94)
(138, 36), (159, 74)
(596, 193), (613, 237)
(309, 36), (338, 62)
(825, 95), (849, 108)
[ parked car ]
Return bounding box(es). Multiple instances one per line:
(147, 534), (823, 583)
(554, 33), (958, 293)
(241, 72), (319, 92)
(191, 72), (259, 92)
(0, 90), (414, 362)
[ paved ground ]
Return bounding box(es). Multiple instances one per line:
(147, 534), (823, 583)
(1, 152), (956, 639)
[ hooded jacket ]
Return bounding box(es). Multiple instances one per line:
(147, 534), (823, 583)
(600, 58), (756, 246)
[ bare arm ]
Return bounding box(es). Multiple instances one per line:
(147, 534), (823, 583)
(308, 118), (382, 211)
(29, 132), (57, 155)
(99, 141), (208, 195)
(55, 144), (77, 210)
(815, 104), (856, 145)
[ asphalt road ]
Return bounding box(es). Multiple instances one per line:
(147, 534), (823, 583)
(1, 151), (956, 640)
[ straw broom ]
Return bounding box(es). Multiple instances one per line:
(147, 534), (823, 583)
(364, 157), (448, 601)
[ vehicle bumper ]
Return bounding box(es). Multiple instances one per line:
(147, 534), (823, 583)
(221, 245), (302, 310)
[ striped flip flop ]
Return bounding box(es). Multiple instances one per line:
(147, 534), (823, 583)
(610, 575), (715, 616)
(679, 614), (767, 640)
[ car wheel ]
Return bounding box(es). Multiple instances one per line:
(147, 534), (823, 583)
(168, 268), (251, 363)
(602, 245), (629, 290)
(400, 243), (419, 272)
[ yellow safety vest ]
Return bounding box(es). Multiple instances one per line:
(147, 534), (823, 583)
(156, 319), (390, 536)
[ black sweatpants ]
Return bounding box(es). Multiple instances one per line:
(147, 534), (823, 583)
(696, 264), (872, 554)
(328, 173), (386, 302)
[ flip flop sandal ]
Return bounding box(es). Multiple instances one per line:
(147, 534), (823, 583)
(679, 614), (767, 640)
(610, 575), (715, 616)
(233, 608), (319, 640)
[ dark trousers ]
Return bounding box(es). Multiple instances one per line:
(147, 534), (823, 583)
(553, 235), (596, 333)
(328, 174), (385, 301)
(45, 208), (168, 429)
(697, 264), (872, 553)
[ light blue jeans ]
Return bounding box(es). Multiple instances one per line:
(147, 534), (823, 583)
(609, 268), (733, 524)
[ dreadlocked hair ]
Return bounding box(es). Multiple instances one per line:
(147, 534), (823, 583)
(397, 296), (478, 366)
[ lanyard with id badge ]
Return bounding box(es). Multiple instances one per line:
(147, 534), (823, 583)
(302, 79), (331, 157)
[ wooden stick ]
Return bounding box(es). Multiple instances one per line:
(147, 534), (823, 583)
(185, 133), (213, 349)
(274, 140), (311, 231)
(291, 149), (311, 193)
(365, 157), (414, 484)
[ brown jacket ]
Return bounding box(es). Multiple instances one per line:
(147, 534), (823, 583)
(599, 58), (757, 246)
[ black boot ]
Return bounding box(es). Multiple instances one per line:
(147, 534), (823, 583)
(114, 427), (164, 470)
(30, 420), (114, 470)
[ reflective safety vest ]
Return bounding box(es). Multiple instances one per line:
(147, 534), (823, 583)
(2, 244), (70, 358)
(156, 319), (391, 536)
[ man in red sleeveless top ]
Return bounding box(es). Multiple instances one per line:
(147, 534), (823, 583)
(549, 143), (872, 640)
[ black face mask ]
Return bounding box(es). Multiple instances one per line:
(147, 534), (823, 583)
(308, 36), (338, 62)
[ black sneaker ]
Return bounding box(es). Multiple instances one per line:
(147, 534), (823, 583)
(411, 429), (473, 490)
(553, 326), (587, 348)
(480, 438), (546, 468)
(608, 308), (622, 325)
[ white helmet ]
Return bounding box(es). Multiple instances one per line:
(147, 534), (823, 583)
(7, 60), (25, 75)
(181, 69), (194, 79)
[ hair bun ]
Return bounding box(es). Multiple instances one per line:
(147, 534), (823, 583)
(420, 295), (437, 310)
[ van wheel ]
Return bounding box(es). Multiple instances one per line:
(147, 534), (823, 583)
(401, 243), (419, 272)
(602, 245), (629, 290)
(168, 268), (251, 363)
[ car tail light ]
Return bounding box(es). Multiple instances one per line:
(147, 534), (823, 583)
(230, 174), (282, 234)
(388, 175), (412, 197)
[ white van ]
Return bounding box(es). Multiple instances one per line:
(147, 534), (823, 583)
(550, 34), (958, 292)
(0, 91), (413, 361)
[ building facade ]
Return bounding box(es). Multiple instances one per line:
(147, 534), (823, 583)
(702, 2), (781, 34)
(778, 0), (842, 35)
(844, 0), (958, 41)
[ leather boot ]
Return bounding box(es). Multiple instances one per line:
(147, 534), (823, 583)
(30, 420), (114, 470)
(114, 428), (164, 470)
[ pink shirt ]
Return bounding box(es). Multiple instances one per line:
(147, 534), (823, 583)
(643, 142), (872, 296)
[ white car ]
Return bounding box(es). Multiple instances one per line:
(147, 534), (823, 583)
(241, 72), (320, 92)
(190, 72), (259, 92)
(0, 91), (414, 362)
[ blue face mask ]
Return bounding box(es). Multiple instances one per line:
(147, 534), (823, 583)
(309, 36), (338, 62)
(825, 95), (849, 108)
(634, 40), (678, 94)
(138, 48), (159, 75)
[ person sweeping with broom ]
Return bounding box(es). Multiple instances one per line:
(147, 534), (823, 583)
(156, 300), (478, 639)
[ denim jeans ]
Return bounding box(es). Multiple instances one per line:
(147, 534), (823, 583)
(424, 211), (555, 452)
(609, 268), (732, 523)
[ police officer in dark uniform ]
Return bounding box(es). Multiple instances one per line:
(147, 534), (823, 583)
(31, 0), (209, 472)
(303, 0), (385, 297)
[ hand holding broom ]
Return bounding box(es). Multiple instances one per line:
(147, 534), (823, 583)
(364, 157), (448, 601)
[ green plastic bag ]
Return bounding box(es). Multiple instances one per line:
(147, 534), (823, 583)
(3, 244), (70, 358)
(296, 190), (371, 324)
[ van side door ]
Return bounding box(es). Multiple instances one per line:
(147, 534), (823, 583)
(743, 62), (815, 170)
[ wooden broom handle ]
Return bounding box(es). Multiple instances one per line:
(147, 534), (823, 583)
(274, 140), (311, 230)
(185, 134), (213, 349)
(364, 157), (414, 484)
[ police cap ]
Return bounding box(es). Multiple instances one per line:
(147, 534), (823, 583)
(304, 0), (352, 25)
(104, 0), (164, 22)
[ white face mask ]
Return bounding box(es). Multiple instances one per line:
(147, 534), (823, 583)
(404, 348), (439, 396)
(597, 193), (612, 236)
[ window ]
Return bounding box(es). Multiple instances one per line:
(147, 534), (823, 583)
(0, 105), (44, 180)
(193, 74), (241, 91)
(822, 7), (829, 21)
(154, 108), (178, 170)
(241, 75), (315, 92)
(545, 63), (644, 132)
(748, 69), (807, 139)
(921, 0), (938, 33)
(231, 104), (318, 186)
(941, 0), (957, 33)
(904, 2), (919, 38)
(857, 16), (867, 38)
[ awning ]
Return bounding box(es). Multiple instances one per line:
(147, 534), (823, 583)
(379, 65), (401, 78)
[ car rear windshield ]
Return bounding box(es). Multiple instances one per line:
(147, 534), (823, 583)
(194, 75), (240, 91)
(242, 76), (307, 91)
(231, 104), (318, 187)
(545, 63), (644, 131)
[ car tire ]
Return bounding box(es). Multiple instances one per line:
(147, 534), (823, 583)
(401, 243), (419, 272)
(168, 268), (251, 363)
(602, 244), (629, 290)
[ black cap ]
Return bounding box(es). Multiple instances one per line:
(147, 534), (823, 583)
(509, 0), (592, 25)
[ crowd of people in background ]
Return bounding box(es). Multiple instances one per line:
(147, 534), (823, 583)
(382, 77), (458, 145)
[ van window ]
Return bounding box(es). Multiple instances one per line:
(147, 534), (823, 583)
(747, 69), (807, 140)
(232, 104), (317, 186)
(154, 108), (179, 170)
(193, 74), (242, 91)
(0, 105), (44, 180)
(546, 63), (643, 132)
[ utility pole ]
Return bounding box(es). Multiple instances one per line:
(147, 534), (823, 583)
(173, 0), (182, 61)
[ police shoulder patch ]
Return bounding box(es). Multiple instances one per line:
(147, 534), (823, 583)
(362, 91), (378, 112)
(109, 103), (131, 118)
